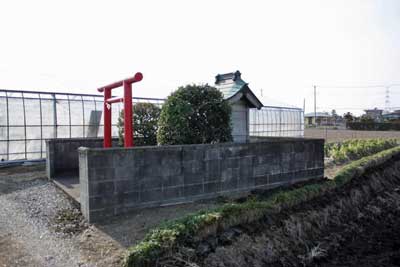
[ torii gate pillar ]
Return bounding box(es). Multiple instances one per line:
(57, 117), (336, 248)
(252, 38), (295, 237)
(97, 72), (143, 148)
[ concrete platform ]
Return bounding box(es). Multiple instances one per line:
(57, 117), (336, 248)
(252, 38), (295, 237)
(52, 172), (80, 204)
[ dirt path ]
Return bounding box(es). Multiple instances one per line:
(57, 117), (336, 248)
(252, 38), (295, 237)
(305, 128), (400, 143)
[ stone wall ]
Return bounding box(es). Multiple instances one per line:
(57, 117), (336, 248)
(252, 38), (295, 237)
(78, 138), (324, 223)
(46, 138), (118, 179)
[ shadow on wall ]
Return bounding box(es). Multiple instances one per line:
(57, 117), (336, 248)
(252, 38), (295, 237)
(87, 111), (102, 138)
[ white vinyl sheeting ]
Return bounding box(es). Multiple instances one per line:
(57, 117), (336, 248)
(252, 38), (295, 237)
(0, 90), (164, 161)
(0, 90), (303, 161)
(249, 107), (304, 137)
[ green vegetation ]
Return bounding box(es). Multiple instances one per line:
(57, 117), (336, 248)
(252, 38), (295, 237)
(157, 84), (232, 145)
(124, 145), (400, 267)
(324, 139), (397, 163)
(347, 122), (400, 131)
(117, 102), (161, 146)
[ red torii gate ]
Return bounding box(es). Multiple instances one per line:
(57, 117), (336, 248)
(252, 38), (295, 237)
(97, 72), (143, 148)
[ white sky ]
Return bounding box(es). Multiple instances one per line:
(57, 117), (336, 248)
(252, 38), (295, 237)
(1, 0), (399, 115)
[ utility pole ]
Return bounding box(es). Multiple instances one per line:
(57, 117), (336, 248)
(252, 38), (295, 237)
(314, 85), (317, 126)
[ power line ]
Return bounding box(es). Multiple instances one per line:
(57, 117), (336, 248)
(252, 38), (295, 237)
(315, 84), (400, 89)
(316, 106), (400, 110)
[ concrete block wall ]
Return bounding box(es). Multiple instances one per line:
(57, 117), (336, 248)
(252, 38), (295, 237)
(46, 138), (118, 179)
(78, 138), (324, 223)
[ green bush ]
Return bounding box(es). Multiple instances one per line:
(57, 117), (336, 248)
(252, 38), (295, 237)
(157, 84), (232, 145)
(325, 139), (397, 163)
(124, 146), (400, 267)
(118, 102), (161, 146)
(347, 122), (400, 131)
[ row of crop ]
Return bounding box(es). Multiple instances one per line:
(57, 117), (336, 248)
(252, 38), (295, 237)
(123, 145), (400, 267)
(324, 138), (398, 163)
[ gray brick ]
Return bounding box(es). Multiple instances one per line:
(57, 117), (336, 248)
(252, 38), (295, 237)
(221, 157), (240, 169)
(306, 160), (315, 169)
(113, 150), (133, 168)
(316, 168), (324, 176)
(221, 168), (239, 181)
(160, 149), (182, 165)
(115, 179), (140, 193)
(238, 175), (252, 189)
(114, 165), (139, 179)
(294, 153), (306, 170)
(88, 207), (115, 223)
(140, 188), (163, 203)
(221, 175), (238, 191)
(239, 156), (254, 178)
(184, 184), (203, 197)
(89, 196), (117, 209)
(140, 177), (162, 191)
(270, 173), (291, 184)
(89, 181), (114, 196)
(118, 191), (140, 205)
(163, 186), (183, 200)
(182, 147), (204, 161)
(182, 160), (204, 174)
(255, 175), (269, 186)
(204, 181), (220, 194)
(161, 162), (182, 176)
(280, 143), (294, 153)
(143, 151), (162, 165)
(205, 160), (221, 181)
(89, 167), (115, 182)
(132, 152), (145, 168)
(255, 154), (274, 165)
(89, 153), (113, 168)
(205, 148), (221, 160)
(184, 173), (204, 186)
(162, 175), (184, 187)
(254, 164), (271, 177)
(222, 145), (251, 158)
(69, 136), (325, 223)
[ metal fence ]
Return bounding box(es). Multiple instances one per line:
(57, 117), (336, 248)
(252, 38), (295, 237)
(0, 89), (164, 161)
(0, 89), (304, 162)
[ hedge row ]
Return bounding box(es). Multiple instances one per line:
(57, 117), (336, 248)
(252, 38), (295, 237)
(347, 122), (400, 131)
(124, 146), (400, 267)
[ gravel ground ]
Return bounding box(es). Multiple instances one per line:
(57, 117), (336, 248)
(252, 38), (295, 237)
(0, 164), (218, 267)
(0, 179), (83, 266)
(0, 164), (124, 267)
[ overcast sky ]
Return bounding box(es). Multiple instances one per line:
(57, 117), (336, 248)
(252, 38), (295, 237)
(1, 0), (399, 115)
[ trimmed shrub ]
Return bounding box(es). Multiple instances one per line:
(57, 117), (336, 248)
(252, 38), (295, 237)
(157, 84), (232, 145)
(118, 102), (161, 146)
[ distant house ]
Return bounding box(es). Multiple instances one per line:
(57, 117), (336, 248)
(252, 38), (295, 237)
(215, 71), (263, 143)
(364, 108), (383, 122)
(383, 110), (400, 121)
(304, 112), (334, 126)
